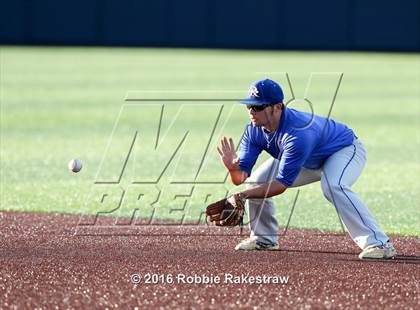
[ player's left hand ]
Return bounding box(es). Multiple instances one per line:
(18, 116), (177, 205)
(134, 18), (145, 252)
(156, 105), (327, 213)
(206, 193), (246, 227)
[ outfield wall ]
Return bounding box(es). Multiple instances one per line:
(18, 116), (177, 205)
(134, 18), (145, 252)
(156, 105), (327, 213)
(1, 0), (419, 51)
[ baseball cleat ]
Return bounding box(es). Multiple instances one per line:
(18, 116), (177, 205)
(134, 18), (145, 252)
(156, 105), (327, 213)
(256, 241), (280, 251)
(235, 237), (279, 251)
(358, 242), (397, 260)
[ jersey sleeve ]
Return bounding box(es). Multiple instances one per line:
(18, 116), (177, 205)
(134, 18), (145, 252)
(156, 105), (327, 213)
(275, 132), (317, 187)
(238, 126), (262, 176)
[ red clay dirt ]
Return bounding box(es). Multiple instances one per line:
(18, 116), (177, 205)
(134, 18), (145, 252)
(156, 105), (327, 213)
(0, 211), (419, 309)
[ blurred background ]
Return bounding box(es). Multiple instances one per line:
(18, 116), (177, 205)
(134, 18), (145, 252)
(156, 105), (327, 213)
(1, 0), (419, 235)
(1, 0), (419, 51)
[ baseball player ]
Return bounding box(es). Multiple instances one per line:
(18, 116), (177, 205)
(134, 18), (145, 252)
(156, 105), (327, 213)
(216, 78), (397, 259)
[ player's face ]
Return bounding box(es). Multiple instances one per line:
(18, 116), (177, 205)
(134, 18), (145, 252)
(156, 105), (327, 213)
(246, 104), (274, 127)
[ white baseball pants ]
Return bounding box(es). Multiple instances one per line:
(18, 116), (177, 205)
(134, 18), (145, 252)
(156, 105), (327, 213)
(245, 138), (390, 250)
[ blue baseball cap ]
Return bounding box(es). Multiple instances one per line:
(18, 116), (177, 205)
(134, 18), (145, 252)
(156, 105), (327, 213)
(239, 79), (284, 105)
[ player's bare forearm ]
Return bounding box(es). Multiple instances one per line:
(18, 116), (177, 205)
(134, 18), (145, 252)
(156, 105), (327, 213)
(229, 169), (248, 185)
(240, 180), (287, 199)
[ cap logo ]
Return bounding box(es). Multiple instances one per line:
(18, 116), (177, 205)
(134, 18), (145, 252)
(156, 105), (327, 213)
(248, 86), (259, 98)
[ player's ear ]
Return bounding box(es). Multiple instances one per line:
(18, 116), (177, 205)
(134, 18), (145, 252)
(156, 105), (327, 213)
(274, 103), (283, 111)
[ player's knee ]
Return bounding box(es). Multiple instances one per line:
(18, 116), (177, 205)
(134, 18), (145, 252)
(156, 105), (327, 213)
(322, 188), (333, 202)
(321, 179), (341, 201)
(245, 178), (260, 190)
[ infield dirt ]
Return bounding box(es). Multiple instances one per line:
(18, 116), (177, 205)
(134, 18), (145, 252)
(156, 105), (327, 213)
(1, 212), (419, 309)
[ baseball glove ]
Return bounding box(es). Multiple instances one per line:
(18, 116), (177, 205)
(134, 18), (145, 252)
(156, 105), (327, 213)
(206, 193), (246, 227)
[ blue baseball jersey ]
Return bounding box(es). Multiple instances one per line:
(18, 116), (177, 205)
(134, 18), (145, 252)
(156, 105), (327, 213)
(238, 108), (356, 186)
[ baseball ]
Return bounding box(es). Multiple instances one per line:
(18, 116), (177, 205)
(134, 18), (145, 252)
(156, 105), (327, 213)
(68, 159), (83, 173)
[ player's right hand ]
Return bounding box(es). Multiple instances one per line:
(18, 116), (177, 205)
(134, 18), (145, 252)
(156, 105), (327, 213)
(217, 137), (240, 171)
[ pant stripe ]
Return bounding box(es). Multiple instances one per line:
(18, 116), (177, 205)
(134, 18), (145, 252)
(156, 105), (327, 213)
(338, 143), (383, 246)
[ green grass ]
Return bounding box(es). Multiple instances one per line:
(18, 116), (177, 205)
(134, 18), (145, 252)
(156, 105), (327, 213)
(1, 46), (419, 236)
